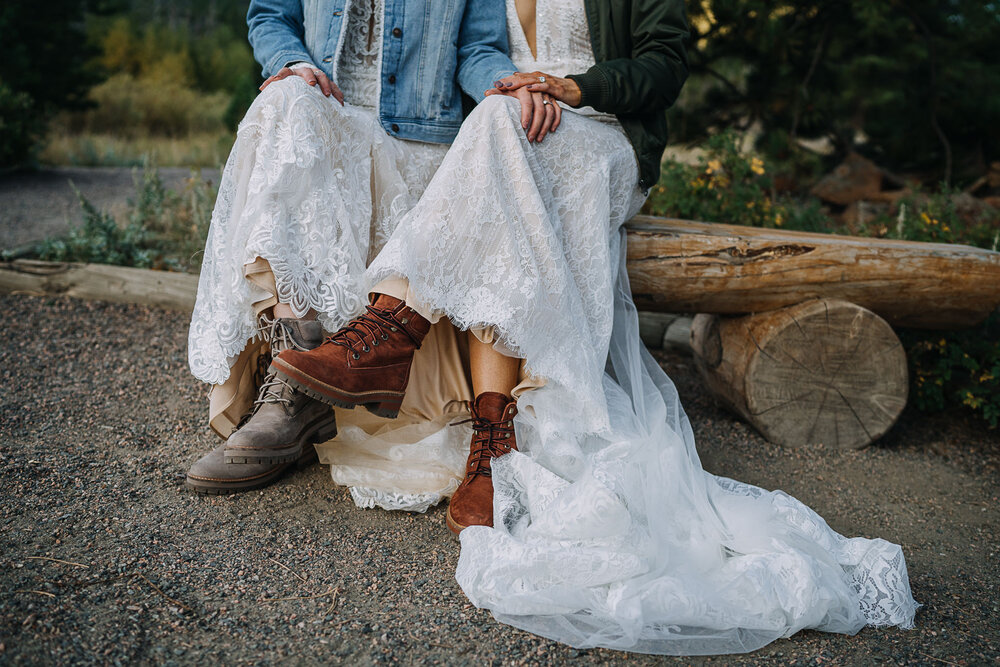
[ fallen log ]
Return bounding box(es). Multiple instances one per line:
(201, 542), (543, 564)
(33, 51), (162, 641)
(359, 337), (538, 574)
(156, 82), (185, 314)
(689, 299), (908, 449)
(0, 259), (198, 311)
(625, 216), (1000, 329)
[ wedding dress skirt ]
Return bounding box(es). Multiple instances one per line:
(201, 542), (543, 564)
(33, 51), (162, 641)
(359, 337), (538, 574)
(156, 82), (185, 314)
(187, 77), (451, 435)
(355, 95), (918, 654)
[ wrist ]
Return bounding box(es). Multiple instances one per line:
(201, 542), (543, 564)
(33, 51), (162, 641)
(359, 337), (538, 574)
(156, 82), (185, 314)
(563, 77), (583, 107)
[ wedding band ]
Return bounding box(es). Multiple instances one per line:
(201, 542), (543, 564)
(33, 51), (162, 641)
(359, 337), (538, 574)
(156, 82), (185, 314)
(312, 70), (323, 76)
(542, 99), (551, 105)
(538, 76), (547, 83)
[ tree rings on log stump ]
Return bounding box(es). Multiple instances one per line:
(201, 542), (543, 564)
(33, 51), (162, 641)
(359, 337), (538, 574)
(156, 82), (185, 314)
(690, 299), (908, 449)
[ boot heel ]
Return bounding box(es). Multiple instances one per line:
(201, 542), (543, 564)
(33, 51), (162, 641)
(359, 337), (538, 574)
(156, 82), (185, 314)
(366, 400), (401, 419)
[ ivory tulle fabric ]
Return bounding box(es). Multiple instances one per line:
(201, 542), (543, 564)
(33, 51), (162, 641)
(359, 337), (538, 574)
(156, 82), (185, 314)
(188, 0), (918, 654)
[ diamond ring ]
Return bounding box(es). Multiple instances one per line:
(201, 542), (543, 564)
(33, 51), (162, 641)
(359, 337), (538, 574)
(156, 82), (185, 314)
(538, 76), (546, 83)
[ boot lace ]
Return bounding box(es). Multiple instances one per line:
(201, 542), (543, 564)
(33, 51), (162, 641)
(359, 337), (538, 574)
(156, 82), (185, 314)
(452, 413), (515, 478)
(234, 317), (313, 432)
(325, 303), (419, 359)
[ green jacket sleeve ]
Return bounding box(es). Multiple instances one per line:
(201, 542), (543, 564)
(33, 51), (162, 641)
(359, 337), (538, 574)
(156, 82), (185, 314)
(568, 0), (689, 115)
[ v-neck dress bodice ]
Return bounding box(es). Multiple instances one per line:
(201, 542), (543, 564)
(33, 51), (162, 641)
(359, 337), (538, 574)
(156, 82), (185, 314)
(505, 0), (615, 121)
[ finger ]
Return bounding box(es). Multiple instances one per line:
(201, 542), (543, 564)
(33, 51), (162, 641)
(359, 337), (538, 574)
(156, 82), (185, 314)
(518, 89), (533, 130)
(552, 97), (562, 132)
(259, 75), (274, 91)
(525, 82), (552, 95)
(297, 68), (318, 86)
(273, 67), (294, 80)
(501, 72), (544, 91)
(537, 97), (556, 142)
(315, 72), (333, 97)
(330, 82), (345, 106)
(484, 88), (499, 97)
(528, 93), (546, 141)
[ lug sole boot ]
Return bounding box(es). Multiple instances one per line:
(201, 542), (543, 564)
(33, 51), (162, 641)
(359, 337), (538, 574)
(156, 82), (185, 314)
(223, 318), (337, 465)
(186, 443), (318, 495)
(272, 294), (430, 419)
(446, 392), (518, 535)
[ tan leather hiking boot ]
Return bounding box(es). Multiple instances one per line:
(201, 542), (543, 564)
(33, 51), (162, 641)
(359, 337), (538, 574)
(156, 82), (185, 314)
(223, 318), (337, 465)
(272, 294), (430, 418)
(186, 442), (317, 495)
(446, 392), (518, 535)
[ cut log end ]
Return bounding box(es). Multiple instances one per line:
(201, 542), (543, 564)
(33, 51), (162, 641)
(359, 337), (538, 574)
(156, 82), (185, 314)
(692, 299), (908, 449)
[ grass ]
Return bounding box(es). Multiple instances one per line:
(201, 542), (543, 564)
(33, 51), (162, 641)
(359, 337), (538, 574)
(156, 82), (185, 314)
(40, 130), (234, 168)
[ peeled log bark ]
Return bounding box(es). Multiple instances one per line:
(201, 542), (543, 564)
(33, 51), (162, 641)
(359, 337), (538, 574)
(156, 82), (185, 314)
(689, 299), (908, 449)
(625, 216), (1000, 329)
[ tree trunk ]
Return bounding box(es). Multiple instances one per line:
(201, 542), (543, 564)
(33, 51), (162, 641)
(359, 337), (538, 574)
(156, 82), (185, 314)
(625, 216), (1000, 329)
(689, 299), (908, 449)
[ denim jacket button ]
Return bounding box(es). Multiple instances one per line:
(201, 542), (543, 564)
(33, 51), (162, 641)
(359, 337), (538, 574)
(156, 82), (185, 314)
(322, 56), (332, 63)
(392, 27), (402, 37)
(388, 74), (396, 84)
(391, 123), (400, 133)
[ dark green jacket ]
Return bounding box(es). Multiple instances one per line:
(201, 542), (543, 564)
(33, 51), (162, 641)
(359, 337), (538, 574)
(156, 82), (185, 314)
(568, 0), (689, 190)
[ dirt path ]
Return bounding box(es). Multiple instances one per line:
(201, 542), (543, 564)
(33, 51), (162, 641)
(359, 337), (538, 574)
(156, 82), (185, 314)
(0, 167), (219, 250)
(1, 294), (997, 665)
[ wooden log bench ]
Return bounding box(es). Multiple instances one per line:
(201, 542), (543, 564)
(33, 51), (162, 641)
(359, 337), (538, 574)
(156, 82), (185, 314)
(4, 216), (999, 449)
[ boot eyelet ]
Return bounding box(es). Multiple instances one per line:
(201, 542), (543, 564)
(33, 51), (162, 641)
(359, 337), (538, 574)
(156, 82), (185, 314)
(390, 326), (397, 332)
(372, 339), (379, 346)
(362, 345), (369, 352)
(352, 352), (360, 360)
(381, 333), (389, 340)
(400, 317), (409, 325)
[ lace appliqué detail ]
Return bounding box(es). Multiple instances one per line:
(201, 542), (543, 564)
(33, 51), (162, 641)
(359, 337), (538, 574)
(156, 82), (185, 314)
(188, 77), (447, 384)
(338, 0), (383, 109)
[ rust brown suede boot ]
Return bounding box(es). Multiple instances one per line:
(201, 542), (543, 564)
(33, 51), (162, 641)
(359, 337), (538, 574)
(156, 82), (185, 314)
(272, 294), (430, 418)
(446, 392), (518, 535)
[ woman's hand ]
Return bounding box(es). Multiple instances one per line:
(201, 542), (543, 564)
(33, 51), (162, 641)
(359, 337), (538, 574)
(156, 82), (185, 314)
(487, 71), (582, 108)
(260, 65), (345, 105)
(484, 76), (561, 142)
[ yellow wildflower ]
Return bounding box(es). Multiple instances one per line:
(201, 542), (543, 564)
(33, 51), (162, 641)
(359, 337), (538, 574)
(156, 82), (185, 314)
(750, 157), (765, 175)
(774, 213), (784, 227)
(706, 159), (722, 175)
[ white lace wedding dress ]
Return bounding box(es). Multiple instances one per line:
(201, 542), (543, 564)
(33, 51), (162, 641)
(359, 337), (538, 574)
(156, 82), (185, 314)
(357, 0), (916, 654)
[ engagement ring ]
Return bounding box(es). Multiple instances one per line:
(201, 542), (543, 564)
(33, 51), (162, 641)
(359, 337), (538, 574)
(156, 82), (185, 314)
(538, 76), (546, 83)
(542, 99), (551, 105)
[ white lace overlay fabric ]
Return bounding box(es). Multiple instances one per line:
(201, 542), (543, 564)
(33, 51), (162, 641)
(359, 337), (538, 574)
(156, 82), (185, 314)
(358, 7), (917, 652)
(338, 0), (383, 109)
(188, 76), (447, 384)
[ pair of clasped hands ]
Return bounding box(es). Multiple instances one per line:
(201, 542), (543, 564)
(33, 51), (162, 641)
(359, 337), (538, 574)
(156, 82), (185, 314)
(259, 66), (581, 143)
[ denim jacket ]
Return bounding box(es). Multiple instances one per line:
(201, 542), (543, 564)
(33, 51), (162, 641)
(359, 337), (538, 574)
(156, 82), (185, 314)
(248, 0), (517, 143)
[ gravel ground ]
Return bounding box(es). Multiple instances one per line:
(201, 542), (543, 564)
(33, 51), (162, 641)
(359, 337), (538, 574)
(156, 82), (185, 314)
(0, 168), (219, 250)
(1, 294), (997, 666)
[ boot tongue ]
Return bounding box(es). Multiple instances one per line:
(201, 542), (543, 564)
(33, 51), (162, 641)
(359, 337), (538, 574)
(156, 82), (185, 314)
(473, 392), (512, 423)
(273, 318), (324, 352)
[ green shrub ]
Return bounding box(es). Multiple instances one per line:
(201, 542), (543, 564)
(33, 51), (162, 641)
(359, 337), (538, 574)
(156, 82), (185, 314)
(901, 312), (1000, 429)
(646, 131), (834, 232)
(16, 162), (214, 273)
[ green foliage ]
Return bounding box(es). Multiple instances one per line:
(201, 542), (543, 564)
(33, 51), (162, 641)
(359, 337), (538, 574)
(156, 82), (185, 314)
(20, 162), (215, 273)
(0, 83), (47, 168)
(887, 189), (999, 250)
(901, 312), (1000, 429)
(646, 131), (833, 232)
(0, 0), (101, 167)
(676, 0), (1000, 184)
